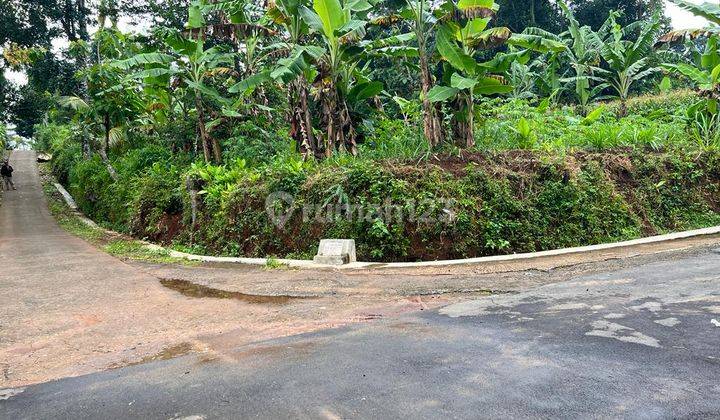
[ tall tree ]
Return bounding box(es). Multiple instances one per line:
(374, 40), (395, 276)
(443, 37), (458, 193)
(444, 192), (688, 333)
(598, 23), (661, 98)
(0, 68), (15, 121)
(427, 0), (514, 148)
(266, 0), (322, 158)
(495, 0), (563, 33)
(119, 0), (191, 31)
(570, 0), (667, 31)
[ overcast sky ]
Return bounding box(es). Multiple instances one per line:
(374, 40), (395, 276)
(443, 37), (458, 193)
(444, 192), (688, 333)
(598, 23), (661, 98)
(666, 0), (709, 30)
(2, 0), (716, 86)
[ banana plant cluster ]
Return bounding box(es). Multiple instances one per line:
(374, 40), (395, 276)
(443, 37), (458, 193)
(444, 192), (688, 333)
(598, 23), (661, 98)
(512, 0), (664, 117)
(426, 0), (514, 148)
(660, 0), (720, 145)
(296, 0), (385, 156)
(594, 11), (661, 117)
(69, 0), (705, 168)
(661, 0), (720, 98)
(230, 0), (415, 158)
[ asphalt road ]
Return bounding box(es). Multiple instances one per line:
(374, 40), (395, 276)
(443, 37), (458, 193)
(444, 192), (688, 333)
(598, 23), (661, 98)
(3, 246), (720, 419)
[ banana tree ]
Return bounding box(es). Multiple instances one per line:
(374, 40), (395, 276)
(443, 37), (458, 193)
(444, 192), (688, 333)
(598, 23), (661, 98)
(518, 1), (605, 115)
(400, 0), (444, 147)
(298, 0), (383, 156)
(174, 37), (235, 164)
(506, 26), (566, 101)
(263, 0), (322, 158)
(187, 0), (276, 116)
(662, 0), (720, 90)
(595, 12), (661, 117)
(660, 6), (720, 130)
(658, 0), (720, 145)
(556, 1), (607, 115)
(115, 31), (235, 164)
(667, 0), (720, 25)
(427, 0), (513, 148)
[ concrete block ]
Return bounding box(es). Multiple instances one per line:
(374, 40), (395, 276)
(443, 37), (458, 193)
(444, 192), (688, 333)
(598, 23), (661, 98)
(314, 239), (356, 266)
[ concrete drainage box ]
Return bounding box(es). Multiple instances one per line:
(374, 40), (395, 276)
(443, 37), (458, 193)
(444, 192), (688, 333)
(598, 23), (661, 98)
(314, 239), (357, 265)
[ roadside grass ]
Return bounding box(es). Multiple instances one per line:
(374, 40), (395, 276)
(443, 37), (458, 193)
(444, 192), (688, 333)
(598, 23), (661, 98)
(43, 182), (106, 242)
(39, 163), (195, 266)
(104, 239), (189, 264)
(264, 256), (290, 270)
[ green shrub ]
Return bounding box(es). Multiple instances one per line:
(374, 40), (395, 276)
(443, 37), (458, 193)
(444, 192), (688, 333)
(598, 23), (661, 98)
(130, 162), (184, 241)
(51, 143), (82, 185)
(45, 91), (720, 263)
(34, 123), (72, 154)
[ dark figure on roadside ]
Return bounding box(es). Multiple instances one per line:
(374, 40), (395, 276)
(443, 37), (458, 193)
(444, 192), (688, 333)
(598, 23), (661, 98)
(1, 159), (16, 191)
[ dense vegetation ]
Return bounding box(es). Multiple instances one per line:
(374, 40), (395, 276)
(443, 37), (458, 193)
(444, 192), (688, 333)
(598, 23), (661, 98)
(0, 124), (6, 151)
(4, 0), (720, 261)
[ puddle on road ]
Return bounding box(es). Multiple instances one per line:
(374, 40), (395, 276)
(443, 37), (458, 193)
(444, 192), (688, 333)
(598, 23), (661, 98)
(141, 342), (195, 363)
(160, 278), (310, 305)
(108, 342), (196, 370)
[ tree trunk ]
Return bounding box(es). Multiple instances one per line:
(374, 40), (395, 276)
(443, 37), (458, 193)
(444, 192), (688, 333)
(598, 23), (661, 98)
(289, 78), (317, 159)
(81, 127), (91, 159)
(300, 83), (317, 158)
(211, 137), (222, 164)
(103, 113), (111, 153)
(465, 94), (475, 148)
(451, 95), (474, 148)
(619, 98), (628, 118)
(99, 114), (118, 181)
(76, 0), (90, 41)
(340, 100), (357, 156)
(98, 148), (119, 181)
(322, 87), (339, 158)
(419, 40), (444, 148)
(529, 0), (536, 27)
(318, 76), (358, 158)
(195, 93), (213, 163)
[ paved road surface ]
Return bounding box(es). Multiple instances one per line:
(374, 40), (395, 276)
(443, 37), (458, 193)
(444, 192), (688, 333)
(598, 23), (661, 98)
(0, 151), (444, 388)
(1, 151), (720, 418)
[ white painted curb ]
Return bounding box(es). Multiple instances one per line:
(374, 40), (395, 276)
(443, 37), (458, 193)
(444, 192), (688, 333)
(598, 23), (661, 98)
(53, 183), (720, 270)
(53, 183), (104, 230)
(53, 183), (78, 210)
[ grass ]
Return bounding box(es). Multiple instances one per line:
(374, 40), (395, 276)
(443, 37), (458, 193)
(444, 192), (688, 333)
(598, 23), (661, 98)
(103, 239), (189, 264)
(44, 183), (106, 242)
(264, 256), (290, 270)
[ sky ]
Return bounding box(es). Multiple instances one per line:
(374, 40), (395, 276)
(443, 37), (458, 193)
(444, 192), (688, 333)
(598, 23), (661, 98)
(2, 0), (715, 86)
(665, 0), (710, 30)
